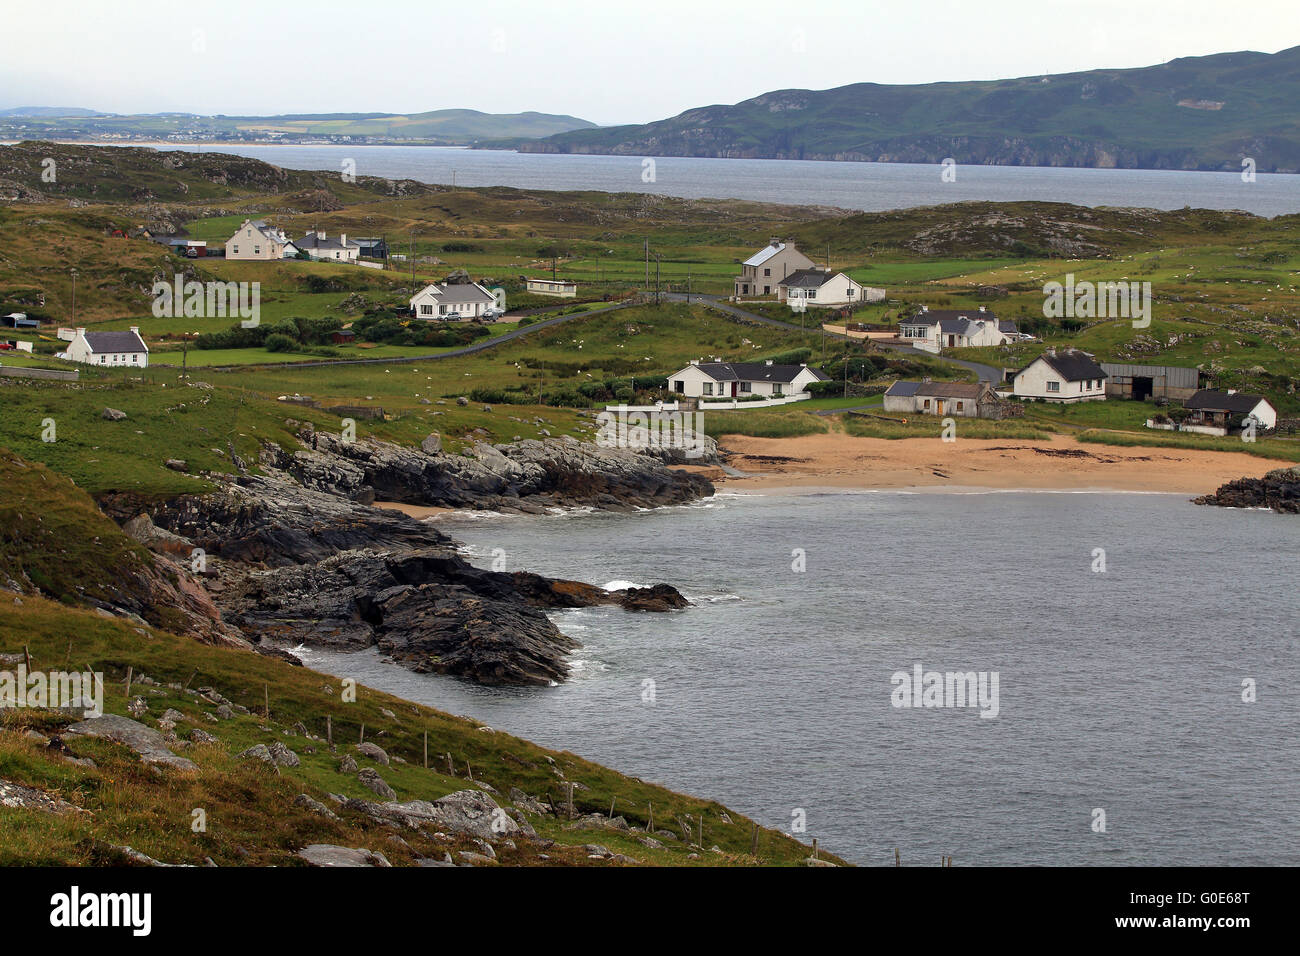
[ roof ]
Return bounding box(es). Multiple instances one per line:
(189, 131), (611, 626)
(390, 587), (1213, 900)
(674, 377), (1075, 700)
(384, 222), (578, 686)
(432, 282), (495, 305)
(1098, 362), (1199, 388)
(683, 361), (828, 384)
(1024, 349), (1107, 382)
(779, 268), (841, 289)
(913, 381), (989, 400)
(296, 232), (359, 251)
(83, 329), (147, 353)
(902, 308), (998, 326)
(743, 242), (788, 268)
(229, 219), (281, 245)
(1185, 389), (1269, 414)
(885, 381), (922, 397)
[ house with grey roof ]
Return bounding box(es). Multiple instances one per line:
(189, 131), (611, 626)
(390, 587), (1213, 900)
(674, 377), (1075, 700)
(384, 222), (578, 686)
(1183, 389), (1276, 431)
(777, 269), (884, 309)
(295, 231), (360, 262)
(733, 239), (816, 298)
(225, 219), (288, 260)
(884, 380), (1002, 417)
(668, 358), (828, 400)
(61, 326), (149, 369)
(1012, 348), (1107, 403)
(410, 280), (498, 320)
(898, 306), (1015, 353)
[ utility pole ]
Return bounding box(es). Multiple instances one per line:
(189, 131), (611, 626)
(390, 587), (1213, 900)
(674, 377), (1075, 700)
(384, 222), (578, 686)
(70, 268), (77, 324)
(644, 238), (649, 291)
(409, 230), (416, 290)
(686, 269), (691, 305)
(654, 255), (661, 306)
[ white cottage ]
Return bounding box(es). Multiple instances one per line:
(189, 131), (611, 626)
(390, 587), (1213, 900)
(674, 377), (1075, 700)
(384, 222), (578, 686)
(777, 269), (883, 308)
(62, 327), (149, 369)
(1013, 348), (1107, 403)
(410, 281), (498, 320)
(295, 231), (360, 262)
(1184, 389), (1277, 430)
(224, 219), (287, 260)
(668, 359), (827, 399)
(898, 306), (1016, 352)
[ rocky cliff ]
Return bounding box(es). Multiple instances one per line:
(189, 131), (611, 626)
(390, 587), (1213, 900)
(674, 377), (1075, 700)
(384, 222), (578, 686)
(1193, 465), (1300, 514)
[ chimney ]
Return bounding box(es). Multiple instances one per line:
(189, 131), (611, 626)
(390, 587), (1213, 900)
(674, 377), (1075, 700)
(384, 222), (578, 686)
(770, 237), (781, 247)
(340, 233), (347, 246)
(129, 326), (140, 335)
(921, 305), (929, 312)
(318, 231), (325, 241)
(75, 327), (86, 337)
(978, 305), (986, 312)
(765, 360), (773, 366)
(1226, 388), (1237, 395)
(689, 359), (699, 365)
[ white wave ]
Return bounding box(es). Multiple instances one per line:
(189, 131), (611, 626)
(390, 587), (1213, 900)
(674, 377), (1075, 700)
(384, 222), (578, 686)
(603, 580), (647, 591)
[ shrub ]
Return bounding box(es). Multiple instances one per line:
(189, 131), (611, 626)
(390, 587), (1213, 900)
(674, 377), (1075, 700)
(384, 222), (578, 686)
(263, 333), (296, 353)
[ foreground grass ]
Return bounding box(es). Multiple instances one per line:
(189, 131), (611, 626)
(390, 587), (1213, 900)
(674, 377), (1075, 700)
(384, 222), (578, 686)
(0, 591), (839, 867)
(1076, 428), (1300, 461)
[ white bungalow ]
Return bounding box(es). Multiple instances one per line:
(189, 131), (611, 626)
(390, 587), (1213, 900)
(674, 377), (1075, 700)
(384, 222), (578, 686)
(898, 306), (1016, 353)
(667, 359), (827, 399)
(1012, 348), (1107, 403)
(1184, 389), (1277, 431)
(410, 281), (498, 320)
(777, 269), (884, 308)
(295, 231), (360, 262)
(61, 327), (149, 369)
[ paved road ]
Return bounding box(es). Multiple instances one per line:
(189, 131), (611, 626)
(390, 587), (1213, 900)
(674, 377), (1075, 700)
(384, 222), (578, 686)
(666, 292), (1003, 383)
(155, 301), (633, 372)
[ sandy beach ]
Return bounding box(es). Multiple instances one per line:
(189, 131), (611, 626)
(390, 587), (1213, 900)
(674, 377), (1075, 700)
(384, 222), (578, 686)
(687, 433), (1292, 495)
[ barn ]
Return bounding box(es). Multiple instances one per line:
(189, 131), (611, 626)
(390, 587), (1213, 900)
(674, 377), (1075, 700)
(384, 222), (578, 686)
(1099, 363), (1199, 401)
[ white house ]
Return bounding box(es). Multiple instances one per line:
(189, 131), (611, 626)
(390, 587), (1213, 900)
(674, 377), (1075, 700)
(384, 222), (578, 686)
(225, 219), (287, 260)
(883, 380), (999, 417)
(734, 240), (816, 297)
(1183, 389), (1277, 431)
(1013, 348), (1107, 403)
(526, 278), (577, 298)
(410, 281), (498, 320)
(668, 359), (827, 399)
(777, 269), (884, 308)
(61, 327), (149, 369)
(898, 306), (1016, 352)
(295, 231), (360, 262)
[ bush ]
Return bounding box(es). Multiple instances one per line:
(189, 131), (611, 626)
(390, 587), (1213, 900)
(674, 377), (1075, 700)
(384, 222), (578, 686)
(263, 333), (296, 353)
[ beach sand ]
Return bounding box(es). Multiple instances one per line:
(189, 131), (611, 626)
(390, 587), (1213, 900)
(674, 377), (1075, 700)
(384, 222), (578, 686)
(373, 501), (455, 519)
(685, 433), (1291, 495)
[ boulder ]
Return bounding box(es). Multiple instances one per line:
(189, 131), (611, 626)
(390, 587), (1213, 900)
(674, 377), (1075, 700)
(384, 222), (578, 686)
(297, 845), (391, 868)
(102, 407), (127, 421)
(64, 714), (197, 772)
(355, 741), (390, 765)
(358, 767), (396, 800)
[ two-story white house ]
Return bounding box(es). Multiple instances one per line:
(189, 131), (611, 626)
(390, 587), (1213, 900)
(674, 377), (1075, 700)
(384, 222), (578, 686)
(61, 327), (149, 369)
(1012, 348), (1107, 403)
(898, 306), (1016, 353)
(225, 219), (287, 260)
(667, 359), (827, 399)
(410, 281), (498, 320)
(777, 269), (884, 308)
(734, 240), (816, 298)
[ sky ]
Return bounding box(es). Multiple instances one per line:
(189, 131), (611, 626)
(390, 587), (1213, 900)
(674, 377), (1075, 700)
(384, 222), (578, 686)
(3, 0), (1298, 126)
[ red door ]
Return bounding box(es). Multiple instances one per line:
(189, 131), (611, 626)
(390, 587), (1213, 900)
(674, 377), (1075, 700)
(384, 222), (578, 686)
(731, 382), (738, 397)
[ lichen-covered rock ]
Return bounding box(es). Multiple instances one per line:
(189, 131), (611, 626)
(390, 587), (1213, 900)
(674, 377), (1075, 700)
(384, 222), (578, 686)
(1194, 465), (1300, 514)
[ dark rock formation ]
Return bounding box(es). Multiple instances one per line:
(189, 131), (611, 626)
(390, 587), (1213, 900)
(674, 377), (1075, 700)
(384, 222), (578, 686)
(1193, 465), (1300, 514)
(136, 432), (704, 685)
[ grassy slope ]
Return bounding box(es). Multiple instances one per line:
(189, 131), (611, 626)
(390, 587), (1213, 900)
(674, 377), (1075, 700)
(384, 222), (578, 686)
(0, 450), (838, 867)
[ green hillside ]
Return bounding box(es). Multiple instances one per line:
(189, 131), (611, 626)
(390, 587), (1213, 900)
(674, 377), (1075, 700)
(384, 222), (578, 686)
(517, 47), (1300, 172)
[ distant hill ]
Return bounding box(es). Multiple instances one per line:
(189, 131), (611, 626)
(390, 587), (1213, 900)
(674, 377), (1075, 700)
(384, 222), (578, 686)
(0, 108), (597, 145)
(0, 106), (107, 118)
(515, 47), (1300, 172)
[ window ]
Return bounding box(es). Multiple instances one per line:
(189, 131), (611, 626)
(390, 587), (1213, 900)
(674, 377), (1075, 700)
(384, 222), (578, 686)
(773, 385), (783, 397)
(254, 246), (261, 255)
(739, 382), (751, 393)
(923, 399), (931, 409)
(232, 245), (239, 254)
(763, 286), (770, 294)
(807, 289), (816, 299)
(703, 383), (713, 395)
(763, 268), (771, 277)
(1047, 381), (1060, 393)
(131, 354), (138, 363)
(847, 287), (856, 298)
(420, 304), (433, 315)
(956, 402), (964, 412)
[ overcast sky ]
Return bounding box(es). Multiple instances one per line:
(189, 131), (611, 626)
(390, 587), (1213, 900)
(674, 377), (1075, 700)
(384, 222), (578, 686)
(3, 0), (1297, 125)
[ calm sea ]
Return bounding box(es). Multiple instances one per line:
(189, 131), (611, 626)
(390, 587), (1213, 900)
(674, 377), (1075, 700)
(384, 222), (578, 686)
(136, 143), (1300, 217)
(297, 490), (1300, 866)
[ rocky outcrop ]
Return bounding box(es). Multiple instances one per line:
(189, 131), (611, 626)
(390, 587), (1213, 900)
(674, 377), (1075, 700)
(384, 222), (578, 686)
(268, 429), (714, 513)
(136, 432), (701, 686)
(64, 715), (198, 772)
(1193, 465), (1300, 514)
